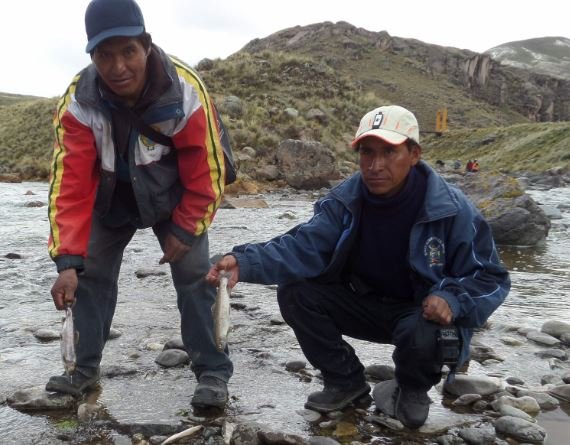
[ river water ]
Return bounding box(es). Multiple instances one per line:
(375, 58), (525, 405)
(0, 181), (569, 444)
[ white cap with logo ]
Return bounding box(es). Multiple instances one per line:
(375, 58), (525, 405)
(351, 105), (420, 149)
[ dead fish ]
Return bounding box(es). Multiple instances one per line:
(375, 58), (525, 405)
(213, 271), (231, 352)
(161, 425), (202, 445)
(61, 306), (77, 375)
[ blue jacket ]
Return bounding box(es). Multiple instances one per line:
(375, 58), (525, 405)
(232, 161), (510, 366)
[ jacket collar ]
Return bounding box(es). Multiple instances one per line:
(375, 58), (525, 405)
(329, 160), (459, 222)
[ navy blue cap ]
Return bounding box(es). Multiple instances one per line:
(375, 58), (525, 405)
(85, 0), (145, 53)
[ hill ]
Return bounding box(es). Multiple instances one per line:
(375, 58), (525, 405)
(485, 37), (570, 80)
(1, 22), (569, 181)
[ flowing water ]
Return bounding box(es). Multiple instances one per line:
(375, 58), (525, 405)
(0, 182), (569, 444)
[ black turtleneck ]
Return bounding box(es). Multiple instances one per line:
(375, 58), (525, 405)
(348, 166), (427, 300)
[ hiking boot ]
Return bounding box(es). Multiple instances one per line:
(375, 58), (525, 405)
(394, 386), (430, 429)
(373, 379), (430, 429)
(304, 382), (371, 413)
(45, 367), (100, 398)
(191, 375), (228, 408)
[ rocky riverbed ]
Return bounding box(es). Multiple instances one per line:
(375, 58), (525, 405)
(1, 182), (570, 445)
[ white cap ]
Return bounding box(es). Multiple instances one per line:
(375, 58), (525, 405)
(352, 105), (420, 149)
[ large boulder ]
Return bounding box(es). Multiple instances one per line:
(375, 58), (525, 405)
(277, 139), (338, 189)
(445, 172), (550, 246)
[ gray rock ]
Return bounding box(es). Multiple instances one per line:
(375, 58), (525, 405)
(218, 95), (244, 119)
(231, 421), (265, 445)
(526, 330), (560, 346)
(285, 360), (307, 372)
(435, 434), (465, 445)
(541, 320), (570, 339)
(540, 374), (564, 385)
(33, 328), (60, 341)
(277, 139), (338, 189)
(108, 328), (122, 339)
(296, 409), (321, 422)
(469, 343), (504, 362)
(548, 383), (570, 402)
(163, 338), (185, 351)
(103, 365), (138, 378)
(494, 416), (546, 443)
(258, 430), (309, 445)
(308, 437), (341, 445)
(534, 348), (568, 360)
(498, 405), (536, 422)
(452, 393), (482, 406)
(284, 107), (299, 118)
(562, 371), (570, 384)
(561, 332), (570, 346)
(154, 349), (189, 368)
(458, 426), (495, 445)
(7, 386), (75, 411)
(491, 395), (540, 415)
(515, 389), (559, 410)
(506, 376), (525, 385)
(500, 336), (525, 346)
(444, 375), (502, 396)
(364, 364), (395, 381)
(134, 268), (167, 279)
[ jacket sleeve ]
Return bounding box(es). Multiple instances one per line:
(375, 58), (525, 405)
(48, 89), (100, 272)
(231, 198), (347, 285)
(169, 66), (226, 244)
(429, 198), (510, 328)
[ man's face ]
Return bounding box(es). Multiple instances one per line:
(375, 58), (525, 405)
(358, 136), (421, 197)
(92, 36), (149, 104)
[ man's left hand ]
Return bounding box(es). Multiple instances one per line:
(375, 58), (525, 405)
(159, 233), (191, 264)
(422, 294), (452, 325)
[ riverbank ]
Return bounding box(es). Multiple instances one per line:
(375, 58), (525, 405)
(1, 183), (569, 444)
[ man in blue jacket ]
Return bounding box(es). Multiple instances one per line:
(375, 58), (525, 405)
(207, 105), (510, 428)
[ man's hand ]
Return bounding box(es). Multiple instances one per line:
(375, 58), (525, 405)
(422, 294), (453, 325)
(159, 232), (191, 264)
(206, 255), (239, 288)
(51, 268), (78, 310)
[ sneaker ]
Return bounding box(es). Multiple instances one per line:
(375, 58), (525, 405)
(191, 375), (228, 408)
(304, 382), (371, 413)
(45, 367), (100, 397)
(395, 386), (430, 429)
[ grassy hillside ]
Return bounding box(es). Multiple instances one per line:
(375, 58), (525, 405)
(0, 48), (568, 181)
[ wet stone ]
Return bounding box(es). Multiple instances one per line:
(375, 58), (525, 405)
(541, 320), (570, 338)
(500, 336), (525, 346)
(4, 252), (22, 259)
(548, 384), (570, 402)
(364, 364), (395, 381)
(103, 365), (138, 378)
(296, 409), (321, 422)
(494, 416), (546, 443)
(526, 330), (561, 346)
(434, 434), (465, 445)
(8, 385), (75, 411)
(506, 376), (525, 385)
(540, 374), (564, 385)
(444, 374), (502, 396)
(134, 268), (167, 279)
(308, 437), (341, 445)
(108, 327), (122, 339)
(154, 349), (190, 368)
(534, 348), (568, 360)
(458, 426), (496, 445)
(515, 389), (560, 410)
(258, 430), (309, 445)
(499, 404), (536, 423)
(452, 393), (482, 406)
(33, 328), (60, 341)
(163, 337), (185, 351)
(285, 360), (307, 371)
(491, 395), (541, 415)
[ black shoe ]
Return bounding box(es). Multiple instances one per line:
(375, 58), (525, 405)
(304, 382), (371, 413)
(373, 379), (430, 429)
(395, 386), (430, 429)
(45, 367), (100, 397)
(191, 375), (228, 408)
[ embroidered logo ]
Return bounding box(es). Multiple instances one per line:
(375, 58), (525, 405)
(424, 236), (445, 267)
(139, 126), (163, 150)
(372, 112), (384, 129)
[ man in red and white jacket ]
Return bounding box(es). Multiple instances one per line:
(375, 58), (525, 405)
(46, 0), (233, 408)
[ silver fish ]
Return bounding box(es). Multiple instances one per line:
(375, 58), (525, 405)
(61, 306), (77, 375)
(213, 272), (231, 352)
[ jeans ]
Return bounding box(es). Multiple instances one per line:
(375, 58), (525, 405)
(277, 280), (443, 391)
(71, 216), (233, 382)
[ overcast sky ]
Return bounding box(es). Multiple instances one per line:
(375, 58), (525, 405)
(2, 0), (569, 98)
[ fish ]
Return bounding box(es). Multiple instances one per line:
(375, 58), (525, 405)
(61, 306), (77, 375)
(161, 425), (202, 445)
(213, 271), (231, 352)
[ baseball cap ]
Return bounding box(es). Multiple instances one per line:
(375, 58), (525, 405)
(85, 0), (145, 53)
(351, 105), (420, 149)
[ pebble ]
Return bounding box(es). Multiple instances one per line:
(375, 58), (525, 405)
(33, 328), (60, 341)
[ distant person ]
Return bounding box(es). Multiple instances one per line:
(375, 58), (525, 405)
(206, 105), (510, 428)
(453, 159), (461, 170)
(46, 0), (233, 409)
(466, 160), (474, 172)
(435, 159), (445, 170)
(471, 160), (480, 172)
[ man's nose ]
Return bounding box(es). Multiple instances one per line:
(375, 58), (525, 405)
(369, 154), (385, 170)
(111, 56), (127, 73)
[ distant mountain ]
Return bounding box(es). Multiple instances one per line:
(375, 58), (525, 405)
(485, 37), (570, 80)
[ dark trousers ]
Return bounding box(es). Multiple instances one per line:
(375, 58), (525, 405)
(72, 216), (233, 381)
(277, 281), (443, 391)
